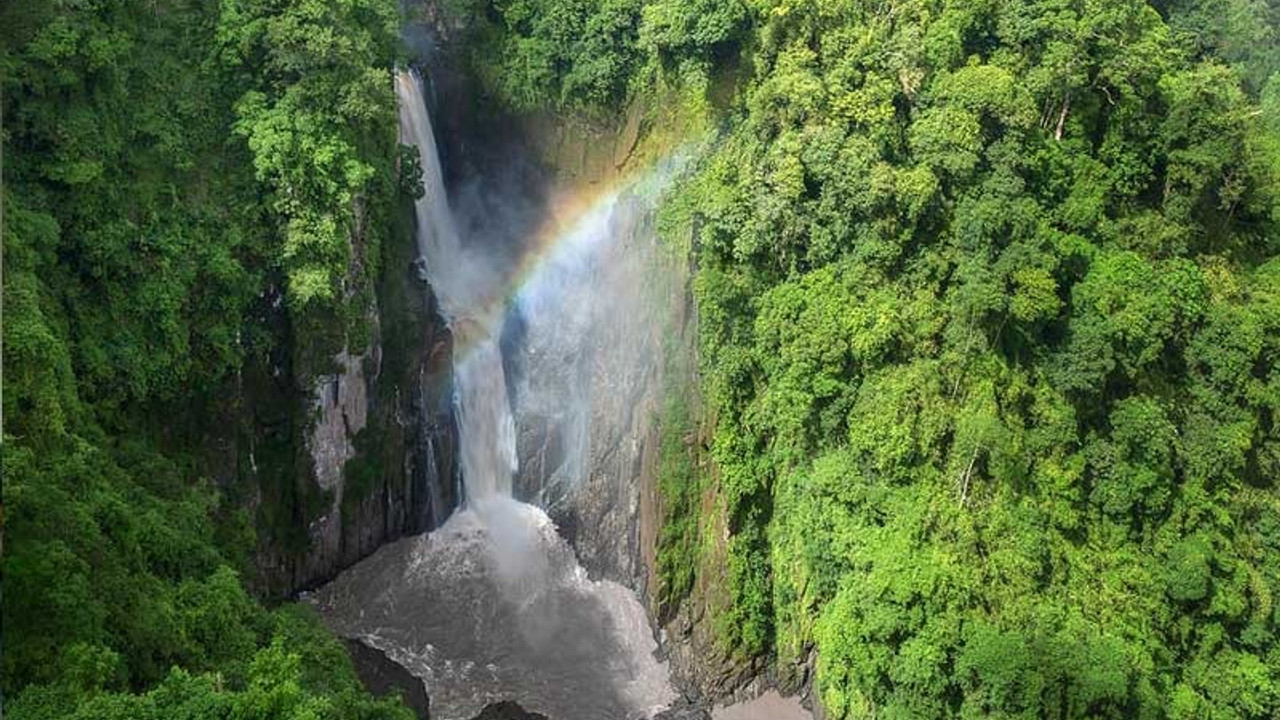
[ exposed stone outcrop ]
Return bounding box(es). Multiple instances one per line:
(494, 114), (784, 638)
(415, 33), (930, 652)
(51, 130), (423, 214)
(291, 227), (458, 594)
(653, 704), (712, 720)
(309, 348), (371, 496)
(346, 639), (432, 720)
(230, 201), (460, 597)
(299, 346), (372, 583)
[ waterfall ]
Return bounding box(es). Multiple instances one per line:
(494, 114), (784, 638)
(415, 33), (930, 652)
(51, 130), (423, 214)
(318, 69), (675, 720)
(396, 69), (517, 503)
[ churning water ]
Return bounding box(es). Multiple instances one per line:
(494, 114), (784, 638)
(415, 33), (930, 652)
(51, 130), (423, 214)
(309, 70), (675, 720)
(311, 501), (673, 719)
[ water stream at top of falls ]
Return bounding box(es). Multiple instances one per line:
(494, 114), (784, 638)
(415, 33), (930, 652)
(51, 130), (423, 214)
(306, 69), (675, 720)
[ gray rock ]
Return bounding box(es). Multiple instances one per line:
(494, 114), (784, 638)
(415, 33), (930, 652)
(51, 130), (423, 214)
(654, 704), (712, 720)
(469, 701), (550, 720)
(345, 639), (431, 720)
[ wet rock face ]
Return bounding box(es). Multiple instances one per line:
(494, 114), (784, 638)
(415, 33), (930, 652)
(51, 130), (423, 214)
(299, 346), (373, 586)
(241, 217), (460, 597)
(506, 193), (672, 594)
(293, 249), (460, 593)
(309, 349), (371, 495)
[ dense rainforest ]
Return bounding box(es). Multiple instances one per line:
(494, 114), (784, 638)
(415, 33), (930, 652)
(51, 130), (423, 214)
(465, 0), (1280, 716)
(5, 0), (1280, 719)
(2, 0), (414, 717)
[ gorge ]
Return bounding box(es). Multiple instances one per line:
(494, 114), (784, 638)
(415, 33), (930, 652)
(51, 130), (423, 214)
(310, 68), (679, 720)
(6, 1), (1279, 719)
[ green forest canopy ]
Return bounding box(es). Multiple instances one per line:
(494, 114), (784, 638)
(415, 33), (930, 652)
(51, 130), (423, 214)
(471, 0), (1280, 717)
(3, 0), (411, 717)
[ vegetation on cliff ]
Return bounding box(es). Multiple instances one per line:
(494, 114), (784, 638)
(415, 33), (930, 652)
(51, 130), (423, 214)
(476, 0), (1280, 716)
(2, 0), (412, 716)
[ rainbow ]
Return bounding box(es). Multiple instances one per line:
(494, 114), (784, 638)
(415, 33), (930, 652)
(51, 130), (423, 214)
(445, 148), (690, 364)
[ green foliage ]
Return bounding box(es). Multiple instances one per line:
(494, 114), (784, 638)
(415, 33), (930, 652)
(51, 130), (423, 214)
(1, 0), (264, 409)
(1164, 0), (1280, 94)
(466, 0), (750, 113)
(472, 0), (647, 111)
(2, 423), (413, 718)
(4, 0), (411, 717)
(613, 0), (1280, 715)
(640, 0), (749, 58)
(655, 380), (703, 616)
(7, 611), (415, 720)
(216, 0), (399, 309)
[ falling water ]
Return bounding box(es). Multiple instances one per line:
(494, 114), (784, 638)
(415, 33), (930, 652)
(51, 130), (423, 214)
(396, 69), (517, 503)
(308, 69), (675, 720)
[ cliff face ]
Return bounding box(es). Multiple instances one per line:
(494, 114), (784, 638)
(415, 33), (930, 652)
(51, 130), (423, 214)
(498, 106), (773, 708)
(511, 189), (668, 593)
(437, 93), (674, 596)
(292, 226), (459, 593)
(222, 196), (460, 598)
